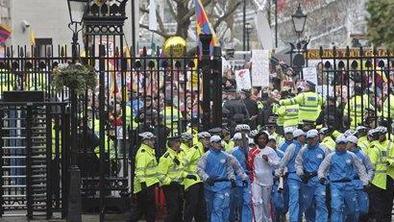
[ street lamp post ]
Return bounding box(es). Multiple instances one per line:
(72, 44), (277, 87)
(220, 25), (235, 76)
(245, 23), (253, 51)
(66, 1), (87, 221)
(243, 0), (246, 51)
(291, 4), (307, 40)
(290, 4), (307, 79)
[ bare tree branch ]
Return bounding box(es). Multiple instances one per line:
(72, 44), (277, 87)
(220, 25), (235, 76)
(156, 9), (167, 36)
(140, 24), (170, 38)
(140, 7), (149, 14)
(213, 1), (241, 30)
(166, 0), (177, 19)
(180, 0), (213, 24)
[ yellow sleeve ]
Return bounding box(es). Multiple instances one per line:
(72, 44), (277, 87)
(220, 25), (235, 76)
(157, 155), (171, 185)
(367, 147), (379, 168)
(280, 94), (300, 106)
(135, 151), (147, 182)
(388, 144), (394, 166)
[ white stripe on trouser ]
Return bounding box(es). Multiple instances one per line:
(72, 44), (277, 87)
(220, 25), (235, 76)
(251, 182), (272, 222)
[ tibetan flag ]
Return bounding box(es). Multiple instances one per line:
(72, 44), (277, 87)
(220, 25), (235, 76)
(194, 0), (219, 48)
(0, 24), (11, 43)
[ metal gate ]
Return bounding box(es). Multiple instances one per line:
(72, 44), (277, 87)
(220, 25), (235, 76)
(317, 47), (393, 131)
(0, 99), (68, 219)
(0, 35), (221, 219)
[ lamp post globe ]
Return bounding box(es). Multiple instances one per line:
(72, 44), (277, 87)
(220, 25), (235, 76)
(67, 0), (87, 24)
(291, 4), (307, 37)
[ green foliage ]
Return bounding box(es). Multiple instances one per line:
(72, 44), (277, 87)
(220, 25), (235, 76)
(367, 0), (394, 51)
(52, 63), (97, 95)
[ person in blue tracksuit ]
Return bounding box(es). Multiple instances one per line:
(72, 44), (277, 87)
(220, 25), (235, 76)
(197, 135), (248, 222)
(295, 129), (331, 222)
(229, 133), (252, 222)
(318, 136), (369, 222)
(346, 135), (374, 220)
(278, 129), (305, 222)
(279, 127), (295, 153)
(271, 136), (288, 222)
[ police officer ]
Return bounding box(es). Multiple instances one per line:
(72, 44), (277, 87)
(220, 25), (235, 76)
(274, 91), (300, 129)
(157, 135), (184, 222)
(278, 129), (305, 222)
(370, 126), (394, 222)
(318, 136), (369, 222)
(343, 86), (371, 129)
(180, 132), (193, 151)
(130, 132), (159, 222)
(295, 129), (330, 222)
(196, 131), (211, 153)
(197, 135), (248, 222)
(278, 127), (294, 153)
(319, 127), (336, 150)
(346, 135), (374, 221)
(160, 98), (180, 136)
(229, 133), (252, 222)
(182, 133), (207, 222)
(279, 81), (324, 125)
(355, 126), (369, 153)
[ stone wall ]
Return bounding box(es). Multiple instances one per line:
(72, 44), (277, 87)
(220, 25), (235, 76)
(274, 0), (368, 48)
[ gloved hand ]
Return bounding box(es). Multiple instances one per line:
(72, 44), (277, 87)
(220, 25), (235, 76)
(186, 174), (198, 180)
(363, 184), (371, 192)
(319, 178), (327, 185)
(206, 176), (217, 186)
(231, 179), (237, 188)
(301, 174), (309, 183)
(242, 179), (248, 187)
(141, 182), (147, 190)
(173, 157), (180, 165)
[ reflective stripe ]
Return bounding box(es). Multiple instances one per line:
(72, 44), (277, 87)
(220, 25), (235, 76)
(375, 170), (387, 173)
(299, 107), (318, 111)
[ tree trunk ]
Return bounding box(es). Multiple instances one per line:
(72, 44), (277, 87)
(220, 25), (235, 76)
(176, 0), (191, 39)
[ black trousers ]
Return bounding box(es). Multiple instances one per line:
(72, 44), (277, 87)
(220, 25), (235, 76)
(128, 184), (157, 222)
(163, 183), (183, 222)
(369, 177), (394, 222)
(184, 183), (207, 222)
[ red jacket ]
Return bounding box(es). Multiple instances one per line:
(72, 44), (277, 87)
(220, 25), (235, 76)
(247, 145), (260, 182)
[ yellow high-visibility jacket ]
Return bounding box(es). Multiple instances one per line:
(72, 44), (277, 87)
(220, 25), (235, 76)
(182, 145), (204, 190)
(343, 95), (371, 129)
(157, 148), (184, 186)
(133, 144), (159, 193)
(280, 91), (323, 123)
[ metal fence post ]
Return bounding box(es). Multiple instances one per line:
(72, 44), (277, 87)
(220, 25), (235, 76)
(199, 34), (212, 130)
(0, 108), (4, 217)
(26, 104), (33, 219)
(98, 44), (106, 222)
(212, 47), (222, 128)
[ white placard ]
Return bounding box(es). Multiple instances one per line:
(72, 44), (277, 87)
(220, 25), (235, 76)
(235, 69), (252, 91)
(303, 66), (318, 85)
(251, 50), (270, 88)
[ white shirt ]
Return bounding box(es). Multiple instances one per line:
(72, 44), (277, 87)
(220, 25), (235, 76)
(253, 146), (280, 186)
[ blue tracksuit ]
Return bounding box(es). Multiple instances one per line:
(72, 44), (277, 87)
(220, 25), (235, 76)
(229, 147), (252, 222)
(196, 149), (235, 222)
(279, 140), (303, 222)
(295, 143), (329, 222)
(279, 140), (293, 153)
(317, 150), (369, 222)
(350, 148), (374, 217)
(272, 149), (289, 220)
